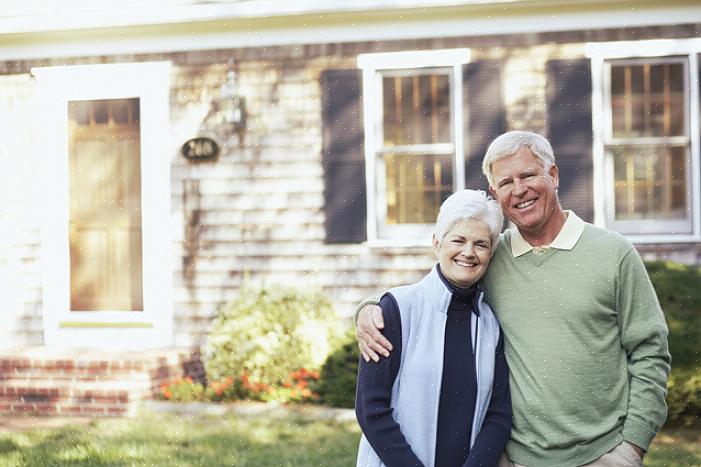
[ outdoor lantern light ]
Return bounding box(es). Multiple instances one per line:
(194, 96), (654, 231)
(214, 60), (246, 134)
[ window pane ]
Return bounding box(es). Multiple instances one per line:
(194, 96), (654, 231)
(612, 145), (687, 221)
(610, 62), (686, 138)
(68, 98), (143, 311)
(383, 73), (451, 146)
(385, 153), (453, 224)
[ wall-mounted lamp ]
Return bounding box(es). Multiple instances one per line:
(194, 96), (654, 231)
(213, 60), (246, 134)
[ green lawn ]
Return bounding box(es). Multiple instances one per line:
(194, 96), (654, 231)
(0, 411), (360, 466)
(0, 411), (698, 466)
(647, 421), (701, 467)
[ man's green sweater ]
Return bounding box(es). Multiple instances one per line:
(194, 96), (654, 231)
(482, 223), (670, 466)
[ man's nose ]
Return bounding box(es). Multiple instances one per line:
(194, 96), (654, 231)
(512, 178), (528, 196)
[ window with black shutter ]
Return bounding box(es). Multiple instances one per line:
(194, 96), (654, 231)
(321, 52), (506, 244)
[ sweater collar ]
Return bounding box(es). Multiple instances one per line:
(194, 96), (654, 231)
(435, 264), (480, 316)
(510, 210), (585, 257)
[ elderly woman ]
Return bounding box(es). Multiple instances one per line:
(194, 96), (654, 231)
(355, 189), (511, 467)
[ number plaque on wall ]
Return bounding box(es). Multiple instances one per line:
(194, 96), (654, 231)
(181, 137), (219, 162)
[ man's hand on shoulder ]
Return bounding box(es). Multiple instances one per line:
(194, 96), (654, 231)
(356, 304), (393, 362)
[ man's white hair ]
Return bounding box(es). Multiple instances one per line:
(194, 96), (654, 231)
(482, 131), (555, 187)
(434, 189), (503, 250)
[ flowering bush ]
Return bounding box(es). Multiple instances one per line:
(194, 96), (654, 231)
(159, 377), (205, 402)
(159, 368), (321, 404)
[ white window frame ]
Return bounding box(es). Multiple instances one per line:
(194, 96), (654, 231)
(33, 62), (174, 348)
(358, 48), (470, 246)
(586, 38), (701, 243)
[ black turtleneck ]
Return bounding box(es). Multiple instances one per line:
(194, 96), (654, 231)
(355, 266), (511, 467)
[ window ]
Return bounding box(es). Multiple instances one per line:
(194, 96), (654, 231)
(607, 58), (690, 233)
(587, 39), (701, 242)
(358, 49), (470, 243)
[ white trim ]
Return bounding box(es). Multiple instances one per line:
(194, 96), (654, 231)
(34, 61), (173, 348)
(358, 48), (470, 244)
(357, 49), (471, 70)
(587, 37), (701, 243)
(1, 5), (700, 61)
(689, 52), (701, 242)
(0, 0), (513, 34)
(584, 37), (701, 59)
(590, 55), (606, 228)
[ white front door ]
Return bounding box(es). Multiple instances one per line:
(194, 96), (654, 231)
(34, 62), (173, 348)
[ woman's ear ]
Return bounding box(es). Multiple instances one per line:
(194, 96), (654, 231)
(432, 233), (441, 257)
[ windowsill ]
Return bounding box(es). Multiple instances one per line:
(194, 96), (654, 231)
(365, 238), (433, 250)
(620, 233), (701, 244)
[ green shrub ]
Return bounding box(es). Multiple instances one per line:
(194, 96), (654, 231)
(315, 333), (359, 408)
(666, 368), (701, 424)
(646, 261), (701, 370)
(645, 260), (701, 423)
(203, 286), (342, 387)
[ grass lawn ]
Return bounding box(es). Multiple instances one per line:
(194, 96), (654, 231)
(0, 410), (698, 466)
(647, 421), (701, 467)
(0, 410), (360, 466)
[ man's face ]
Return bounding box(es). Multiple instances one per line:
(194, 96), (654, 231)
(488, 146), (560, 238)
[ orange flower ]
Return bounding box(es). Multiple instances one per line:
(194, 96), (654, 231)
(309, 370), (320, 379)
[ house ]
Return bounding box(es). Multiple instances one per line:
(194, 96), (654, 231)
(0, 0), (699, 415)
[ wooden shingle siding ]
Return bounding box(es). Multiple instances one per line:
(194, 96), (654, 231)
(464, 60), (506, 192)
(2, 24), (701, 348)
(546, 59), (594, 222)
(0, 74), (43, 346)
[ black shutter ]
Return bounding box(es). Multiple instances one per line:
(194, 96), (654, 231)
(321, 69), (366, 243)
(464, 61), (506, 193)
(546, 59), (593, 222)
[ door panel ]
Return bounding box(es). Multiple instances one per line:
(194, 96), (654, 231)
(68, 98), (143, 312)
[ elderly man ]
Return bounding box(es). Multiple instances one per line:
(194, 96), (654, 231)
(355, 131), (670, 467)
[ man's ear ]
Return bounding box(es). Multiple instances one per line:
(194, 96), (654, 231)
(549, 164), (560, 189)
(488, 185), (497, 198)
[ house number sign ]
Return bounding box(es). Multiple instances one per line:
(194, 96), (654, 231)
(181, 137), (219, 161)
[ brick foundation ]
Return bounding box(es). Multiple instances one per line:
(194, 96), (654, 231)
(0, 347), (204, 417)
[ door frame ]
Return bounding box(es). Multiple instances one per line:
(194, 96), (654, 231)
(33, 61), (173, 348)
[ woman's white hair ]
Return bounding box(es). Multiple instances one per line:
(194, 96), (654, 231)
(481, 131), (555, 187)
(434, 189), (503, 250)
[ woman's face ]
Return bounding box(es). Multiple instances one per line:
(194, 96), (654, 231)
(432, 218), (492, 288)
